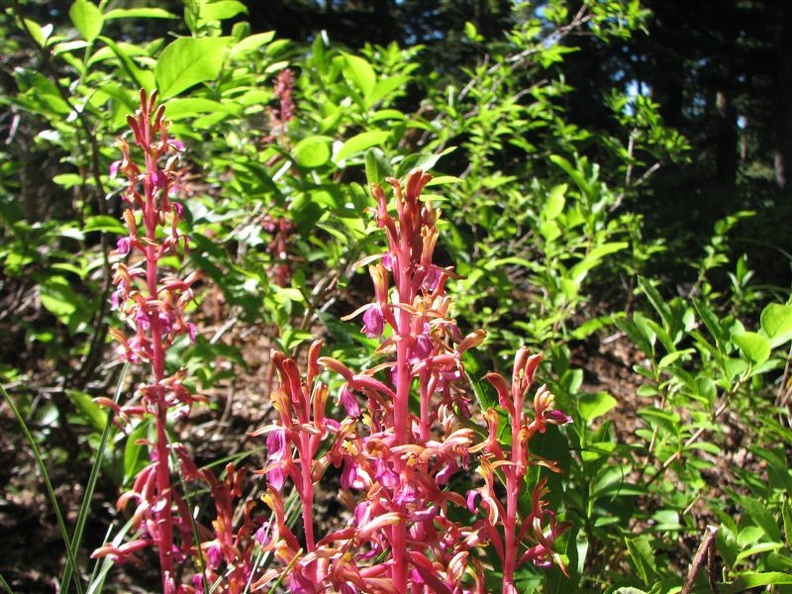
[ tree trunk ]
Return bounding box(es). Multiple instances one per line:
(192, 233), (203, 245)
(776, 0), (792, 188)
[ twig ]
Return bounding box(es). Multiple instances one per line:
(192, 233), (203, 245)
(681, 525), (718, 594)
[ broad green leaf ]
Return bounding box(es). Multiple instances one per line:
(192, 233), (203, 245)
(637, 277), (673, 329)
(578, 391), (618, 423)
(464, 21), (484, 42)
(104, 8), (178, 19)
(633, 312), (657, 351)
(719, 572), (792, 594)
(741, 496), (782, 542)
(84, 215), (126, 234)
(294, 136), (332, 168)
(569, 242), (628, 284)
(734, 331), (771, 365)
(539, 220), (561, 242)
(334, 130), (390, 163)
(201, 0), (247, 21)
(365, 148), (392, 186)
(342, 52), (376, 99)
(368, 75), (409, 106)
(53, 173), (84, 189)
(393, 147), (456, 178)
(98, 36), (155, 90)
(549, 154), (591, 196)
(722, 357), (748, 380)
(230, 31), (276, 58)
(762, 303), (792, 347)
(736, 543), (784, 563)
(69, 0), (103, 42)
(67, 390), (107, 431)
(625, 534), (657, 585)
(657, 348), (695, 369)
(155, 37), (230, 99)
(543, 184), (567, 220)
(165, 98), (237, 120)
(38, 276), (80, 322)
(21, 19), (53, 47)
(692, 297), (729, 346)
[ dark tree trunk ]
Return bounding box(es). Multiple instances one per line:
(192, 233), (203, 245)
(776, 0), (792, 188)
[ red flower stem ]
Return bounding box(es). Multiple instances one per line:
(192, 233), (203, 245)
(392, 220), (415, 592)
(503, 391), (524, 590)
(392, 319), (410, 594)
(143, 114), (175, 592)
(299, 432), (316, 552)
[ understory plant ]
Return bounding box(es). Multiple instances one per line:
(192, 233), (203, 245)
(254, 169), (572, 593)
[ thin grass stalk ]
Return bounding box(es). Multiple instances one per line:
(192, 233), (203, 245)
(1, 384), (84, 594)
(62, 363), (129, 593)
(86, 518), (136, 594)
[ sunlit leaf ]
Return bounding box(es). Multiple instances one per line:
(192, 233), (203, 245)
(155, 37), (231, 99)
(334, 130), (390, 163)
(69, 0), (103, 42)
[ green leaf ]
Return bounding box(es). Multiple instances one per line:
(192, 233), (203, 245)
(124, 421), (149, 485)
(53, 173), (84, 189)
(38, 276), (80, 322)
(67, 390), (107, 431)
(21, 19), (53, 47)
(741, 496), (782, 542)
(394, 148), (456, 178)
(230, 31), (276, 58)
(783, 498), (792, 549)
(165, 97), (238, 120)
(293, 136), (332, 168)
(365, 148), (392, 186)
(368, 75), (409, 106)
(549, 154), (592, 197)
(637, 277), (673, 329)
(569, 242), (628, 284)
(464, 21), (484, 42)
(719, 572), (792, 594)
(578, 391), (618, 423)
(155, 37), (230, 99)
(692, 297), (729, 346)
(201, 0), (248, 21)
(342, 52), (376, 99)
(104, 8), (178, 19)
(761, 303), (792, 348)
(98, 36), (155, 90)
(84, 215), (126, 234)
(543, 184), (567, 220)
(334, 130), (391, 163)
(625, 534), (658, 585)
(734, 331), (771, 365)
(69, 0), (103, 42)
